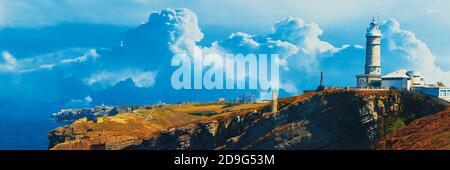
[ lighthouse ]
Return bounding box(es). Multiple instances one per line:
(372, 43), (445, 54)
(356, 17), (382, 87)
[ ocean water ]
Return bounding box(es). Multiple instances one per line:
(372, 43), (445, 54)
(0, 104), (68, 150)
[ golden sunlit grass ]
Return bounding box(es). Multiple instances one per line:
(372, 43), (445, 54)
(226, 103), (267, 111)
(168, 103), (224, 113)
(66, 91), (321, 145)
(66, 101), (272, 144)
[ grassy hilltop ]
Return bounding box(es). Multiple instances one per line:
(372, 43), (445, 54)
(49, 89), (449, 150)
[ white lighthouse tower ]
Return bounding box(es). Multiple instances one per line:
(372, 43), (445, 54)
(357, 17), (382, 87)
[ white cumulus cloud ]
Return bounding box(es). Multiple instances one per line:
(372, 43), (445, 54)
(65, 96), (93, 108)
(60, 49), (99, 64)
(0, 48), (99, 73)
(84, 69), (158, 89)
(381, 19), (450, 85)
(269, 17), (343, 73)
(209, 16), (350, 95)
(0, 51), (18, 72)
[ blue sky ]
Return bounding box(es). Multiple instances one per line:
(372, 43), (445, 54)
(0, 0), (449, 108)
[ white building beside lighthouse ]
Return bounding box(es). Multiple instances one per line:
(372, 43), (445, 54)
(356, 18), (382, 87)
(352, 18), (449, 101)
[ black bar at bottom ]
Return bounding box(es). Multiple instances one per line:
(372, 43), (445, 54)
(0, 150), (447, 169)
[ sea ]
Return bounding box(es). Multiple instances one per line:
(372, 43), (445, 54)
(0, 103), (68, 150)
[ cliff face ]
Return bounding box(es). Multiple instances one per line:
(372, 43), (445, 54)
(51, 105), (154, 122)
(48, 90), (448, 150)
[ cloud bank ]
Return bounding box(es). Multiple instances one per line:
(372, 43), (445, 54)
(0, 48), (98, 73)
(381, 19), (450, 85)
(0, 8), (448, 106)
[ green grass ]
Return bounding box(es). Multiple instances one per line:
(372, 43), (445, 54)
(385, 116), (406, 134)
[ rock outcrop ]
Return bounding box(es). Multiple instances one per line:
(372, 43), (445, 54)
(51, 105), (153, 122)
(48, 90), (448, 150)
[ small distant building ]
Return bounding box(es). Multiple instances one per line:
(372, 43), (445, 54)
(381, 70), (412, 90)
(380, 70), (449, 101)
(408, 71), (425, 86)
(218, 98), (225, 103)
(235, 93), (257, 103)
(413, 86), (450, 102)
(381, 70), (425, 91)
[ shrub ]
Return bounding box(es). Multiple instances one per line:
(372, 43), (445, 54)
(385, 116), (406, 134)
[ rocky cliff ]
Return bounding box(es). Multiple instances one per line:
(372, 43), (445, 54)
(51, 105), (153, 122)
(48, 90), (448, 150)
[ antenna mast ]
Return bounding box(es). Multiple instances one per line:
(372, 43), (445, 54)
(377, 11), (380, 25)
(377, 12), (380, 25)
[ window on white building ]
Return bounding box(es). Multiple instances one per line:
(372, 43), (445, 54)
(440, 90), (446, 97)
